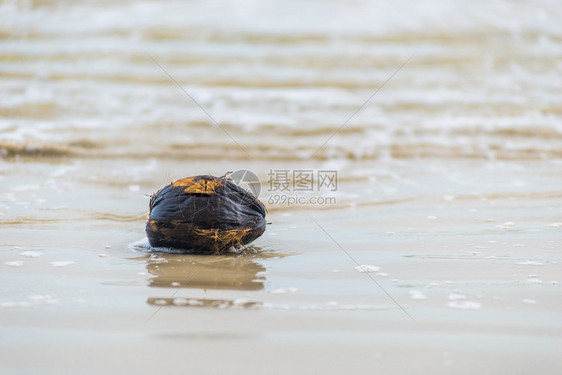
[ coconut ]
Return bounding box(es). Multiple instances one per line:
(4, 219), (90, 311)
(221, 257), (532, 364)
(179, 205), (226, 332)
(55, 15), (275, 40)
(146, 175), (266, 253)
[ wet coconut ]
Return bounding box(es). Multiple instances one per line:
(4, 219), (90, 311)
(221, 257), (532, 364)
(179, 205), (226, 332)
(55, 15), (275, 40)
(146, 175), (266, 254)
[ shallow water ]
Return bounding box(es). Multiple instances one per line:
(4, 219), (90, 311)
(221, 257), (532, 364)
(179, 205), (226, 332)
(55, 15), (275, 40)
(2, 0), (562, 161)
(1, 1), (562, 374)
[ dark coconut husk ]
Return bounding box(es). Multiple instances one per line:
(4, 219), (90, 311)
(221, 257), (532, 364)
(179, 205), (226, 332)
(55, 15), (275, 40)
(146, 175), (266, 254)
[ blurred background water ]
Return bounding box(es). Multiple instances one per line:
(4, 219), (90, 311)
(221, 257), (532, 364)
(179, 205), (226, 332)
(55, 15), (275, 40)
(1, 0), (561, 162)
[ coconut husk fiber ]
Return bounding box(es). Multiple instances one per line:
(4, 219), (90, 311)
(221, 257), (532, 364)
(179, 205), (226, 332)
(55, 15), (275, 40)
(146, 175), (267, 254)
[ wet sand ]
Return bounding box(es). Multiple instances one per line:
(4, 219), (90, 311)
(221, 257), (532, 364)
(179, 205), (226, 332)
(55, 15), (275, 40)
(1, 158), (561, 374)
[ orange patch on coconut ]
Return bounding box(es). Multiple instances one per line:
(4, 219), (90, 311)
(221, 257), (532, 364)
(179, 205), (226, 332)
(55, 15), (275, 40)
(192, 227), (252, 246)
(171, 177), (197, 187)
(172, 176), (224, 194)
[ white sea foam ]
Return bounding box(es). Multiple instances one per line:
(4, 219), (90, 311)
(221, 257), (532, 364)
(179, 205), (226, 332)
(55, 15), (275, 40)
(29, 295), (59, 304)
(128, 238), (151, 252)
(19, 251), (42, 258)
(1, 301), (32, 308)
(447, 301), (481, 310)
(270, 287), (298, 294)
(516, 261), (544, 266)
(496, 222), (515, 230)
(409, 290), (427, 300)
(526, 278), (543, 285)
(354, 265), (380, 273)
(448, 293), (467, 301)
(5, 261), (24, 267)
(50, 261), (75, 267)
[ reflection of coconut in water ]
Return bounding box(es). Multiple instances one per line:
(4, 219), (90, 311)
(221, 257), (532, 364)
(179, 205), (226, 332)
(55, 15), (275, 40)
(146, 175), (266, 254)
(146, 254), (267, 290)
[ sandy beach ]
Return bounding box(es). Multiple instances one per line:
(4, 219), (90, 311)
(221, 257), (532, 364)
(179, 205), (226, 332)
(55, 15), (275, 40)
(2, 157), (561, 374)
(1, 0), (562, 374)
